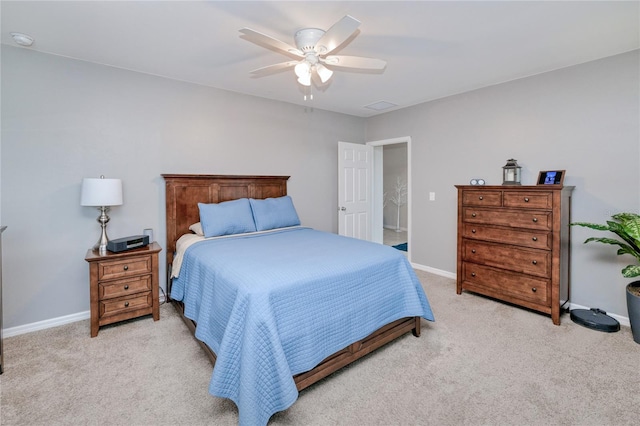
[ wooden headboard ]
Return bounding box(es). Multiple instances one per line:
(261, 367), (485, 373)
(162, 174), (289, 267)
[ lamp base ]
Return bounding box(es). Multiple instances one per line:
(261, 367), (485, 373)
(93, 206), (111, 254)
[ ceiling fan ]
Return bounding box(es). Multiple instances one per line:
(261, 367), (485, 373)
(240, 15), (386, 87)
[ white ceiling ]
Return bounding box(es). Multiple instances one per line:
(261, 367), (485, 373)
(2, 1), (638, 117)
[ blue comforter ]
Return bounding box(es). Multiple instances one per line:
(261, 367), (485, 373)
(171, 227), (434, 425)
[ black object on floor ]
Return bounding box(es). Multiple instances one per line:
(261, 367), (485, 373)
(392, 242), (407, 251)
(570, 308), (620, 332)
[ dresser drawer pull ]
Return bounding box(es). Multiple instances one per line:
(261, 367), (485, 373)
(524, 197), (529, 202)
(471, 272), (476, 277)
(478, 196), (483, 200)
(532, 218), (538, 223)
(532, 287), (537, 293)
(471, 229), (476, 233)
(124, 302), (129, 307)
(471, 249), (476, 254)
(532, 237), (538, 241)
(124, 285), (129, 290)
(472, 213), (477, 217)
(123, 265), (129, 271)
(532, 260), (538, 265)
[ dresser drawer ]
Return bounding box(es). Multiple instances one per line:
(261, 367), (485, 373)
(503, 191), (553, 210)
(98, 256), (151, 281)
(99, 275), (151, 300)
(99, 292), (152, 319)
(463, 239), (551, 278)
(462, 190), (502, 207)
(462, 223), (551, 250)
(462, 207), (552, 230)
(462, 263), (549, 305)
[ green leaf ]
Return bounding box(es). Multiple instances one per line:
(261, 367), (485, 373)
(571, 222), (610, 231)
(622, 264), (640, 278)
(584, 237), (626, 247)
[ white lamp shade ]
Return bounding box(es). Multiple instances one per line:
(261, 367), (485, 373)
(294, 61), (310, 78)
(316, 64), (333, 83)
(297, 74), (311, 86)
(81, 177), (123, 206)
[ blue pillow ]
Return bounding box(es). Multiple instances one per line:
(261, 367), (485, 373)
(250, 196), (301, 231)
(198, 198), (257, 238)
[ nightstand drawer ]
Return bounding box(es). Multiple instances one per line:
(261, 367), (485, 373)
(98, 256), (151, 281)
(99, 292), (152, 318)
(99, 275), (151, 300)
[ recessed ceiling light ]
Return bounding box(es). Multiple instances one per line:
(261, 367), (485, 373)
(11, 32), (34, 47)
(364, 101), (397, 111)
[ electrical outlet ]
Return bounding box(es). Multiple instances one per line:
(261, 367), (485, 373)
(429, 192), (436, 201)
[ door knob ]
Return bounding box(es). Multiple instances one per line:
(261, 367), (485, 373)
(339, 206), (347, 211)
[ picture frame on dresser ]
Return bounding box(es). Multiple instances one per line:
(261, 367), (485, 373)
(537, 170), (565, 185)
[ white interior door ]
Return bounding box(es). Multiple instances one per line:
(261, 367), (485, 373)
(338, 141), (373, 240)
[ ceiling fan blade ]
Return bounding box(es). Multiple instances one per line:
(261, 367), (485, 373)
(323, 55), (387, 70)
(315, 15), (361, 55)
(249, 61), (299, 77)
(240, 28), (303, 58)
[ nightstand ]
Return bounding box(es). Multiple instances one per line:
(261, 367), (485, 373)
(85, 242), (162, 337)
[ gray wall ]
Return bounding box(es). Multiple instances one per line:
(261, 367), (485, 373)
(1, 46), (366, 329)
(2, 45), (638, 330)
(367, 50), (640, 319)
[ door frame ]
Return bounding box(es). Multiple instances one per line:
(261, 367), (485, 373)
(367, 136), (411, 261)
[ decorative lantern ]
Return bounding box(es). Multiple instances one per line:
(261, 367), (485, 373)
(502, 159), (522, 185)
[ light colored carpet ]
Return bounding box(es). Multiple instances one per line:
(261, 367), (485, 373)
(1, 271), (638, 425)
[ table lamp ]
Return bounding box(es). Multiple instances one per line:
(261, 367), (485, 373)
(81, 175), (123, 253)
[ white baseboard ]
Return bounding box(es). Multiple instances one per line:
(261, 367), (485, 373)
(4, 284), (629, 337)
(409, 263), (630, 327)
(3, 310), (91, 338)
(3, 294), (168, 338)
(411, 262), (456, 279)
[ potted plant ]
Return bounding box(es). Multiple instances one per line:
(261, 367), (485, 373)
(572, 212), (640, 343)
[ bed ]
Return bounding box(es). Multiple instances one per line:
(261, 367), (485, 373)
(163, 174), (434, 425)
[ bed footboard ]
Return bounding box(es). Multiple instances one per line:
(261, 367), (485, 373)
(171, 300), (420, 391)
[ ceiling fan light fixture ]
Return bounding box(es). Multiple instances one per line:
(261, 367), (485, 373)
(294, 61), (311, 79)
(297, 74), (311, 86)
(316, 64), (333, 83)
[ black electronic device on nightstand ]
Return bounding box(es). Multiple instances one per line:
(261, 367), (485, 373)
(107, 234), (149, 253)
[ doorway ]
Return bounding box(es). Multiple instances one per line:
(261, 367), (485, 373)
(368, 137), (411, 260)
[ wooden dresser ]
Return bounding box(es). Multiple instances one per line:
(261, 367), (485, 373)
(85, 242), (161, 337)
(455, 185), (573, 324)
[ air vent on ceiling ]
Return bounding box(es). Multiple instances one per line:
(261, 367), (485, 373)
(364, 101), (397, 111)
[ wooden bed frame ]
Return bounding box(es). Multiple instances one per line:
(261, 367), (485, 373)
(162, 174), (421, 392)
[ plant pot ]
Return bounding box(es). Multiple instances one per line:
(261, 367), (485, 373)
(626, 281), (640, 344)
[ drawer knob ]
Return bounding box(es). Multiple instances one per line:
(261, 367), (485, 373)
(124, 285), (129, 290)
(124, 302), (129, 307)
(532, 237), (538, 241)
(532, 260), (538, 265)
(471, 249), (476, 254)
(471, 229), (477, 233)
(532, 287), (537, 293)
(478, 196), (483, 200)
(472, 213), (477, 218)
(532, 218), (538, 223)
(471, 272), (476, 277)
(524, 197), (529, 202)
(123, 265), (129, 271)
